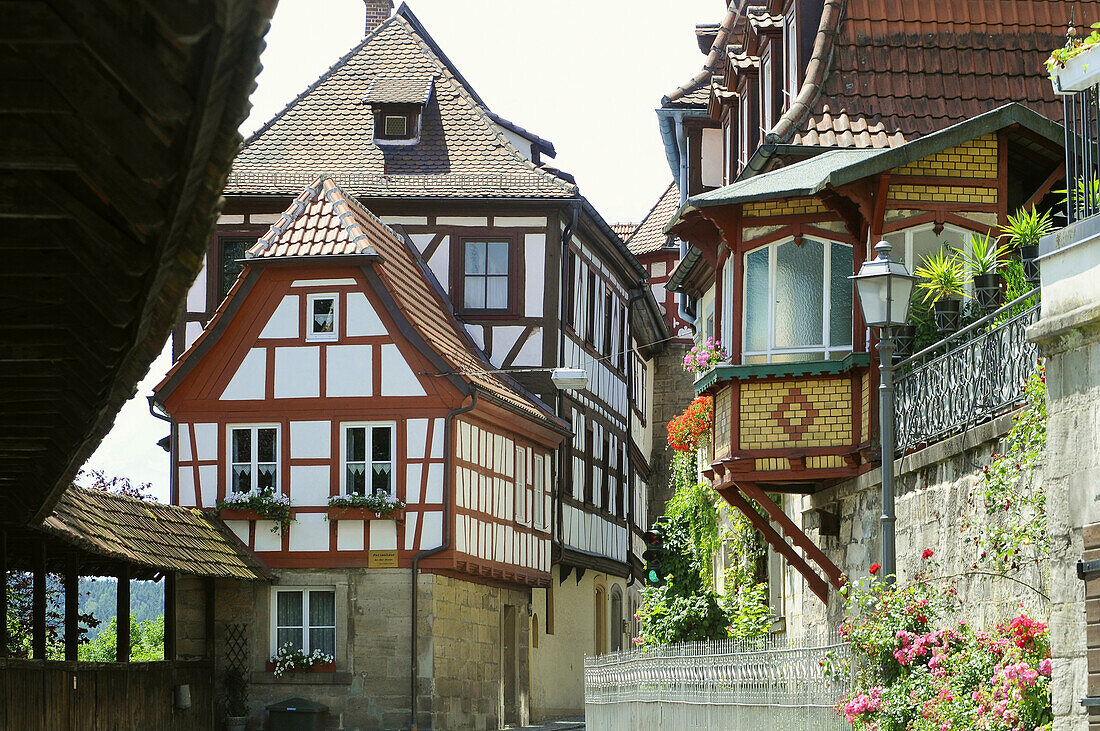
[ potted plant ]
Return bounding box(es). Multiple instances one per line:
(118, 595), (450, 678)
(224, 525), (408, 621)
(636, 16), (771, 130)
(682, 337), (727, 377)
(892, 324), (916, 363)
(268, 645), (336, 677)
(1001, 207), (1053, 285)
(1047, 23), (1100, 93)
(326, 490), (406, 521)
(914, 250), (968, 333)
(223, 667), (249, 731)
(957, 233), (1008, 311)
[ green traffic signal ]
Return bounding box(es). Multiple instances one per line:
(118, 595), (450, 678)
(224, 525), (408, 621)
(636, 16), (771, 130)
(642, 526), (666, 587)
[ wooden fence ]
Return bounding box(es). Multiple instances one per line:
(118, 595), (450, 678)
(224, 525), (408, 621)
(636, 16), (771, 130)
(0, 659), (214, 730)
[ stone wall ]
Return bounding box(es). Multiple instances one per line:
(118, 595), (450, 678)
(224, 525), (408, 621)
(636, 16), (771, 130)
(648, 343), (694, 518)
(1029, 289), (1100, 731)
(776, 413), (1048, 637)
(176, 569), (530, 730)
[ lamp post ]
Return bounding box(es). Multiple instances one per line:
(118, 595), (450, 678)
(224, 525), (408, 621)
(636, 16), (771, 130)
(851, 241), (916, 583)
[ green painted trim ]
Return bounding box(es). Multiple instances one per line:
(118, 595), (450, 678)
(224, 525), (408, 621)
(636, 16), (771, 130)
(694, 352), (871, 393)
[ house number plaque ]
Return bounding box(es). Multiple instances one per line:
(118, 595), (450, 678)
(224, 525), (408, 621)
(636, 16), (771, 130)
(369, 550), (399, 568)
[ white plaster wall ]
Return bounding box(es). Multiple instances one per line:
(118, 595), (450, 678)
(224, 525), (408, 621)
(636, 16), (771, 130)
(290, 421), (330, 459)
(326, 345), (372, 397)
(259, 295), (299, 339)
(380, 344), (426, 396)
(289, 513), (329, 551)
(221, 348), (266, 400)
(345, 292), (386, 337)
(274, 346), (320, 398)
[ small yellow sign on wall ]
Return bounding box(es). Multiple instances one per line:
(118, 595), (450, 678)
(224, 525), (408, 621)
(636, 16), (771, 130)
(369, 550), (399, 568)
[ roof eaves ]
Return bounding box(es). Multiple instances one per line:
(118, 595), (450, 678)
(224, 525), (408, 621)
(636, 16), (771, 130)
(486, 111), (557, 158)
(665, 245), (702, 294)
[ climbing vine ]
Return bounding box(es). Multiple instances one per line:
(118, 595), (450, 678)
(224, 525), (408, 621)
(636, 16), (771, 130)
(962, 366), (1048, 574)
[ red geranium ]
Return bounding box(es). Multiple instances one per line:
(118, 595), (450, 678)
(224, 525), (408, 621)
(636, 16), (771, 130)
(667, 396), (713, 453)
(869, 563), (881, 575)
(922, 548), (934, 560)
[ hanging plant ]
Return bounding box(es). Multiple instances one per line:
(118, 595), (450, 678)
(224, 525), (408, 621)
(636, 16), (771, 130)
(326, 491), (406, 520)
(216, 489), (292, 533)
(682, 338), (727, 375)
(667, 396), (713, 453)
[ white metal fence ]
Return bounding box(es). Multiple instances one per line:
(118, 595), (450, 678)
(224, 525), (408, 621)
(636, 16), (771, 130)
(584, 631), (852, 730)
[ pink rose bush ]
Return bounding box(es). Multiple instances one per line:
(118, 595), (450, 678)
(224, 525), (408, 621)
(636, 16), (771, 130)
(836, 551), (1052, 730)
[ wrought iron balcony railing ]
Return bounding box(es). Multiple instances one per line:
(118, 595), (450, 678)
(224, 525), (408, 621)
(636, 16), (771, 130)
(894, 290), (1040, 454)
(1064, 85), (1100, 224)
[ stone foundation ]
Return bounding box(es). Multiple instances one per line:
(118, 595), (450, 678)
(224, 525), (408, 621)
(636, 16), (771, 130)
(177, 569), (531, 730)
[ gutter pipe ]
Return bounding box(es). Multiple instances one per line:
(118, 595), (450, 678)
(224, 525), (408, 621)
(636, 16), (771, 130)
(410, 391), (478, 731)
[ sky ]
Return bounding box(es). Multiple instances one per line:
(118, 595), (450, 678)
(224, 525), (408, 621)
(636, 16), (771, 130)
(82, 0), (721, 501)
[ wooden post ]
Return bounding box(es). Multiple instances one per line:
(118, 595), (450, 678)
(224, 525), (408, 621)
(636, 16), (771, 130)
(33, 541), (46, 660)
(65, 553), (79, 661)
(203, 577), (215, 660)
(0, 530), (7, 658)
(164, 573), (177, 661)
(116, 565), (130, 662)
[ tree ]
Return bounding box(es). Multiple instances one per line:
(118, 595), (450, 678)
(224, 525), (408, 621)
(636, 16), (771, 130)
(79, 615), (164, 662)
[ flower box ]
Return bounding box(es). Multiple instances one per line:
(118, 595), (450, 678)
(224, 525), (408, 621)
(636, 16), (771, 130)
(1050, 42), (1100, 94)
(217, 508), (265, 522)
(266, 660), (335, 674)
(325, 506), (405, 522)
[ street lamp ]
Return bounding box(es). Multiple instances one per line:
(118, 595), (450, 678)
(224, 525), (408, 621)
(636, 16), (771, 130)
(851, 241), (916, 583)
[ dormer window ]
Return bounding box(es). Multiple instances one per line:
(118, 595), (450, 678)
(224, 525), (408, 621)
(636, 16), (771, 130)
(364, 75), (434, 146)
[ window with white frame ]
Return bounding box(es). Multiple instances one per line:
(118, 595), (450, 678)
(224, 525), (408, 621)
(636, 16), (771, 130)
(882, 222), (975, 273)
(533, 453), (546, 530)
(515, 446), (528, 525)
(307, 293), (338, 341)
(272, 587), (336, 657)
(341, 423), (394, 496)
(229, 425), (279, 493)
(739, 90), (751, 169)
(742, 237), (854, 363)
(720, 256), (736, 359)
(784, 4), (799, 105)
(761, 47), (774, 132)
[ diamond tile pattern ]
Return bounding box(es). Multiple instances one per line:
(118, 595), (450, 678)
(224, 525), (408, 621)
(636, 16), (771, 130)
(225, 10), (574, 198)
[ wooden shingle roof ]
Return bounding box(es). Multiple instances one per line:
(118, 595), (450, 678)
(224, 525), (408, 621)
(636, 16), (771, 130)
(40, 487), (270, 581)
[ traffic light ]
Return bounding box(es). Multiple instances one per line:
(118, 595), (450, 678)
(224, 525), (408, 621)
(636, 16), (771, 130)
(642, 525), (666, 587)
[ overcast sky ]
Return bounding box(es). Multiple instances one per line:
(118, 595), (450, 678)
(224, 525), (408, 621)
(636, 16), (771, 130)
(83, 0), (720, 501)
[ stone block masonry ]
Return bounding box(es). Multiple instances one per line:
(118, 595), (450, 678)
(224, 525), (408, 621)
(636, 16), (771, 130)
(647, 343), (696, 519)
(174, 569), (531, 730)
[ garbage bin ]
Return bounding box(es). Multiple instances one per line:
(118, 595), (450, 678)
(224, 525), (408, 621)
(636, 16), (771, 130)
(266, 697), (328, 731)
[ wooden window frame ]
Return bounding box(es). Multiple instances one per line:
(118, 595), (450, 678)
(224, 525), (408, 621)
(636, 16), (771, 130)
(602, 289), (613, 356)
(270, 586), (337, 659)
(372, 104), (421, 142)
(601, 435), (611, 511)
(585, 270), (598, 345)
(454, 234), (521, 318)
(213, 233), (263, 305)
(227, 423), (281, 495)
(584, 424), (595, 504)
(340, 422), (396, 497)
(305, 292), (339, 342)
(515, 445), (528, 526)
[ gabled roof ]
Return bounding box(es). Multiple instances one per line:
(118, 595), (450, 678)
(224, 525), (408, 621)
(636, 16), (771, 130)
(625, 182), (681, 256)
(611, 222), (638, 242)
(486, 111), (558, 159)
(165, 177), (568, 433)
(225, 4), (574, 199)
(771, 0), (1095, 150)
(40, 487), (270, 581)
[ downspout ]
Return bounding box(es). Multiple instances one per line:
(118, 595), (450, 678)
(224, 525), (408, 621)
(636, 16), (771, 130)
(556, 200), (582, 550)
(410, 391), (477, 731)
(148, 397), (177, 503)
(673, 112), (697, 330)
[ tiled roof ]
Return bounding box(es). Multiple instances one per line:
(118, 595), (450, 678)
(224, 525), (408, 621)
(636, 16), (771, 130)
(225, 7), (575, 198)
(40, 487), (270, 580)
(610, 222), (638, 241)
(728, 49), (760, 70)
(783, 0), (1095, 148)
(625, 182), (681, 256)
(364, 75), (434, 105)
(748, 10), (784, 32)
(251, 177), (567, 429)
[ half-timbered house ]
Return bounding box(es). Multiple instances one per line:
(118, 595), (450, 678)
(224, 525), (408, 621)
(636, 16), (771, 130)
(163, 2), (668, 722)
(156, 177), (573, 728)
(657, 0), (1081, 633)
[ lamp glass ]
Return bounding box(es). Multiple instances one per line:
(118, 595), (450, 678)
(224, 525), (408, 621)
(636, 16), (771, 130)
(852, 243), (916, 328)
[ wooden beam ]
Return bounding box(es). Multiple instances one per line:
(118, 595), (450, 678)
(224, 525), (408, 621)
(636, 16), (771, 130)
(204, 577), (216, 659)
(65, 552), (79, 661)
(164, 573), (177, 661)
(33, 540), (46, 659)
(1022, 163), (1066, 213)
(0, 530), (7, 658)
(116, 565), (130, 662)
(738, 482), (846, 589)
(720, 487), (830, 603)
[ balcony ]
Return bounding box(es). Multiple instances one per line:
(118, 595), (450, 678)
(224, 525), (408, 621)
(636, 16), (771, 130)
(697, 352), (874, 494)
